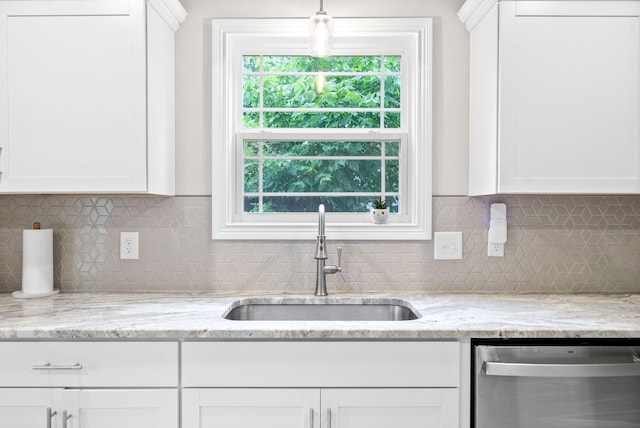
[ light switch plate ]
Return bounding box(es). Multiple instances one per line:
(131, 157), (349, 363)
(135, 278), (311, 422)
(434, 232), (463, 260)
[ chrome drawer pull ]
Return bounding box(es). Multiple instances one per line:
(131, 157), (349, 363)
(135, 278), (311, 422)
(46, 408), (57, 428)
(326, 408), (332, 428)
(309, 408), (314, 428)
(33, 362), (83, 370)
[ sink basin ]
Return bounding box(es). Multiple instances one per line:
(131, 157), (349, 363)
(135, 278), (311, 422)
(223, 298), (420, 321)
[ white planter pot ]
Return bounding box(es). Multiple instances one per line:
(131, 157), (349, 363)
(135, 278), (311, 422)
(371, 208), (390, 224)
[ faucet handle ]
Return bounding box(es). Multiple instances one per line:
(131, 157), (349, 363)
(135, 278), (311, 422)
(337, 247), (342, 272)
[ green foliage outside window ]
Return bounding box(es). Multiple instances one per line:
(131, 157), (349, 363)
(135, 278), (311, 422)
(242, 55), (401, 213)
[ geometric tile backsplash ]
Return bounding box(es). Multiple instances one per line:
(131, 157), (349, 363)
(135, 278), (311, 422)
(1, 195), (640, 294)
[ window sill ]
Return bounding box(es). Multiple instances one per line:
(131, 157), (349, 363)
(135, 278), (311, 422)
(212, 214), (431, 241)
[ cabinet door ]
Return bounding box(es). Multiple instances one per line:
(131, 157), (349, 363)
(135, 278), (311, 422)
(0, 388), (59, 428)
(62, 389), (178, 428)
(498, 1), (640, 193)
(322, 388), (459, 428)
(0, 0), (147, 193)
(182, 388), (320, 428)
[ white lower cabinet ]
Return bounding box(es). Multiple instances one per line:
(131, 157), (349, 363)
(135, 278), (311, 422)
(323, 388), (458, 428)
(0, 341), (179, 428)
(0, 388), (53, 427)
(181, 341), (461, 428)
(183, 388), (319, 428)
(183, 388), (458, 428)
(0, 340), (462, 428)
(0, 388), (177, 428)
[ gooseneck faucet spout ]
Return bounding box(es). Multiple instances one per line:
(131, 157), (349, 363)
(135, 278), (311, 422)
(315, 204), (328, 259)
(314, 204), (342, 296)
(318, 203), (325, 236)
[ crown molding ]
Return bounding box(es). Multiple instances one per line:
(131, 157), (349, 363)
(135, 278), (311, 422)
(457, 0), (498, 32)
(148, 0), (187, 32)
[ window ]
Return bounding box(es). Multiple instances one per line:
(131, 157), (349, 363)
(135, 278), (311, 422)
(242, 54), (402, 214)
(212, 18), (432, 240)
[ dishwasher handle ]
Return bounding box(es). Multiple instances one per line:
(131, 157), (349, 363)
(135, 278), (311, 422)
(484, 361), (640, 378)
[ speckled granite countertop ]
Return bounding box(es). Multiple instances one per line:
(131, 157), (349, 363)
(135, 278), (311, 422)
(0, 292), (638, 340)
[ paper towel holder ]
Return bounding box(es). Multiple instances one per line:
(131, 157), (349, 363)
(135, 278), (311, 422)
(12, 222), (60, 299)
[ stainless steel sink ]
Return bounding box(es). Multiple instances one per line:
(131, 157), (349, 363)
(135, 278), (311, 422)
(223, 298), (420, 321)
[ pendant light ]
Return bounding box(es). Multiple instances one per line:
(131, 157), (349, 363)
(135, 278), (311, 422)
(308, 0), (333, 58)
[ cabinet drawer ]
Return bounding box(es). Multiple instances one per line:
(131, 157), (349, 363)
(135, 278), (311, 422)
(182, 341), (459, 388)
(0, 341), (178, 387)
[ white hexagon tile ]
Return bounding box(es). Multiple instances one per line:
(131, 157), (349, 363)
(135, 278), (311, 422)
(1, 195), (640, 294)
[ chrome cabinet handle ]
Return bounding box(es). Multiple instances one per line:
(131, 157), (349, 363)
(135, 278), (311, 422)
(336, 247), (342, 272)
(484, 361), (640, 378)
(62, 410), (71, 428)
(326, 408), (332, 428)
(46, 408), (57, 428)
(309, 408), (314, 428)
(33, 363), (83, 370)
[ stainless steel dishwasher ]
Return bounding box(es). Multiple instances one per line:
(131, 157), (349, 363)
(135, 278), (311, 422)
(473, 339), (640, 428)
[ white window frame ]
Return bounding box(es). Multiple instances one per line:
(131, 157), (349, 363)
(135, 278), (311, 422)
(212, 18), (432, 240)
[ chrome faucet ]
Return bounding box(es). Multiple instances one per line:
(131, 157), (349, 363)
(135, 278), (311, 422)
(314, 204), (342, 296)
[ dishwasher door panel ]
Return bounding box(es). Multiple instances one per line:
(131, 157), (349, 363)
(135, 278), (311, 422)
(475, 344), (640, 428)
(477, 374), (640, 428)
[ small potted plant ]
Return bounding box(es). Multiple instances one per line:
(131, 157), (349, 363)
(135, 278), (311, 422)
(370, 199), (390, 224)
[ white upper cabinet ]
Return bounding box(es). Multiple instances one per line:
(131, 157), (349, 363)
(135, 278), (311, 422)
(459, 0), (640, 195)
(0, 0), (186, 194)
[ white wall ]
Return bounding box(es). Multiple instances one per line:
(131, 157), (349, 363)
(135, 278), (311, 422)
(174, 0), (469, 196)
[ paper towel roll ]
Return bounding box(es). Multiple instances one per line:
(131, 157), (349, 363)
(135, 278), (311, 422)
(13, 227), (59, 299)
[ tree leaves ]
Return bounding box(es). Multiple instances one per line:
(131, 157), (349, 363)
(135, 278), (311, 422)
(242, 55), (402, 213)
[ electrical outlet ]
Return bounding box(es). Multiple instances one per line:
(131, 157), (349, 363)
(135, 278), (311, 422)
(120, 232), (139, 260)
(488, 242), (504, 257)
(434, 232), (463, 260)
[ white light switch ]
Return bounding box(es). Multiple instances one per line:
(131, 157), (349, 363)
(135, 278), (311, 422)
(434, 232), (463, 260)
